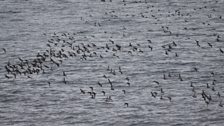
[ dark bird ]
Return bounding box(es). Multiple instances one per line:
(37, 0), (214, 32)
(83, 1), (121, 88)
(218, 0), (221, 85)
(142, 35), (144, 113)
(163, 74), (166, 80)
(148, 45), (153, 51)
(98, 81), (102, 87)
(160, 88), (164, 94)
(118, 66), (123, 74)
(80, 89), (85, 94)
(167, 96), (172, 102)
(212, 87), (216, 91)
(109, 39), (114, 44)
(102, 91), (106, 96)
(153, 81), (159, 85)
(122, 89), (126, 94)
(219, 100), (223, 107)
(220, 48), (224, 53)
(208, 43), (212, 48)
(178, 74), (183, 81)
(91, 92), (96, 99)
(172, 41), (177, 46)
(127, 82), (130, 86)
(193, 67), (198, 72)
(151, 92), (157, 98)
(206, 83), (210, 88)
(108, 79), (112, 85)
(89, 87), (93, 92)
(63, 78), (67, 84)
(5, 74), (12, 79)
(125, 77), (129, 81)
(48, 82), (51, 87)
(217, 92), (221, 98)
(196, 40), (200, 47)
(124, 103), (129, 107)
(105, 96), (112, 102)
(148, 40), (152, 43)
(103, 75), (107, 78)
(2, 48), (6, 53)
(192, 90), (197, 98)
(63, 71), (66, 76)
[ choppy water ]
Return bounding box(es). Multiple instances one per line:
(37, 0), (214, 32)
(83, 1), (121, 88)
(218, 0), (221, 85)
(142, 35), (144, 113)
(1, 0), (224, 125)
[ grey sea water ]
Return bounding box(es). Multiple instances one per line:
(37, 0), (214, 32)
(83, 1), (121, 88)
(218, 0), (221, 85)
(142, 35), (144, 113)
(0, 0), (224, 126)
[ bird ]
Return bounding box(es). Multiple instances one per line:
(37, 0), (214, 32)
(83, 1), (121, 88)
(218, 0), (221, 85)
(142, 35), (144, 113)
(196, 40), (200, 47)
(207, 43), (212, 48)
(80, 89), (85, 94)
(63, 78), (67, 84)
(102, 91), (106, 96)
(220, 48), (224, 53)
(178, 74), (183, 81)
(122, 89), (126, 94)
(98, 81), (102, 87)
(105, 96), (112, 102)
(151, 92), (157, 98)
(125, 77), (130, 81)
(160, 88), (164, 94)
(167, 96), (172, 102)
(127, 82), (130, 86)
(124, 103), (129, 107)
(48, 82), (51, 87)
(118, 66), (123, 74)
(163, 74), (166, 80)
(89, 87), (93, 92)
(206, 83), (210, 88)
(219, 100), (223, 107)
(2, 48), (6, 53)
(153, 81), (160, 85)
(103, 75), (107, 78)
(63, 71), (66, 76)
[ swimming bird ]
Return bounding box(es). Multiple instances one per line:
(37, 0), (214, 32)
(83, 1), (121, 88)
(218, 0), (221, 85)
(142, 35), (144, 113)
(153, 81), (159, 85)
(108, 79), (112, 85)
(91, 92), (96, 99)
(196, 40), (200, 47)
(220, 48), (224, 53)
(167, 96), (172, 102)
(148, 45), (153, 51)
(212, 87), (216, 91)
(208, 43), (212, 48)
(192, 91), (197, 98)
(118, 66), (123, 74)
(206, 83), (210, 88)
(5, 74), (12, 79)
(219, 100), (223, 107)
(127, 82), (130, 86)
(122, 89), (126, 94)
(125, 77), (130, 81)
(63, 78), (67, 84)
(160, 88), (164, 94)
(124, 103), (129, 107)
(151, 92), (157, 98)
(2, 48), (6, 53)
(80, 89), (85, 94)
(178, 74), (183, 81)
(102, 91), (106, 96)
(48, 82), (51, 87)
(163, 74), (166, 80)
(105, 96), (112, 102)
(217, 92), (221, 98)
(89, 87), (93, 92)
(98, 81), (102, 87)
(63, 71), (66, 76)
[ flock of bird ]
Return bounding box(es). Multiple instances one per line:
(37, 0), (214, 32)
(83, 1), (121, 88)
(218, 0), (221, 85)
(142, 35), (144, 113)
(2, 0), (224, 108)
